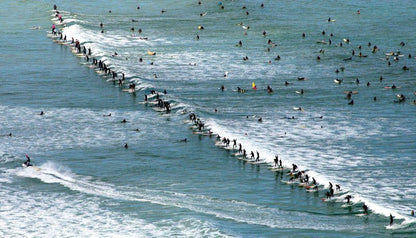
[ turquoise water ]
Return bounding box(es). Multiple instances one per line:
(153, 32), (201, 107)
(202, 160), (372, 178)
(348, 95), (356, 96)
(1, 0), (415, 237)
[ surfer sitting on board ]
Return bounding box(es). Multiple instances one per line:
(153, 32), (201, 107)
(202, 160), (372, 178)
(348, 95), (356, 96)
(24, 154), (32, 167)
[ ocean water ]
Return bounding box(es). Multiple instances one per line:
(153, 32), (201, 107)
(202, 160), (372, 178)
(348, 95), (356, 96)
(1, 0), (415, 237)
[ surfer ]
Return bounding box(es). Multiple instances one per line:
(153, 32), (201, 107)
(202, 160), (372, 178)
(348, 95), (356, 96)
(124, 143), (128, 149)
(345, 195), (352, 204)
(256, 151), (260, 161)
(390, 214), (394, 225)
(121, 119), (127, 123)
(274, 155), (279, 167)
(39, 111), (44, 116)
(292, 164), (298, 172)
(24, 154), (32, 167)
(363, 204), (369, 214)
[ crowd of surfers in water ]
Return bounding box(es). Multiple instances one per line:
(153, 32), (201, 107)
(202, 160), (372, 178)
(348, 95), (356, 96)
(42, 3), (416, 226)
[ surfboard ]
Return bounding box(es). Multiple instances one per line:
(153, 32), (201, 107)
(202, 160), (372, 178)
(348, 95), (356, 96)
(343, 91), (358, 94)
(248, 160), (266, 165)
(22, 164), (41, 171)
(334, 79), (343, 84)
(282, 180), (298, 184)
(384, 86), (400, 89)
(293, 107), (303, 111)
(316, 40), (328, 44)
(147, 50), (156, 55)
(303, 185), (316, 189)
(123, 88), (136, 93)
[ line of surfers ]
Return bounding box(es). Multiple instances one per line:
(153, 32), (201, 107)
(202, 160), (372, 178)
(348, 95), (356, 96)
(188, 111), (374, 216)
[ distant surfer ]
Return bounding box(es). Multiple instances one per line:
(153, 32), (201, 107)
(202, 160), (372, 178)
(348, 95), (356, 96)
(274, 155), (279, 167)
(39, 111), (44, 115)
(345, 195), (352, 204)
(124, 143), (128, 149)
(121, 119), (127, 123)
(363, 204), (368, 214)
(390, 214), (394, 225)
(23, 154), (32, 167)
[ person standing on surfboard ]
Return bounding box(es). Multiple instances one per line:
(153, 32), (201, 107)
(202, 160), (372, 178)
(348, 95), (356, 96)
(24, 154), (32, 167)
(274, 155), (279, 167)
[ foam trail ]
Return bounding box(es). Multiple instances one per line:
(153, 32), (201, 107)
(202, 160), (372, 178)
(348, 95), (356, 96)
(204, 118), (416, 226)
(12, 161), (366, 231)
